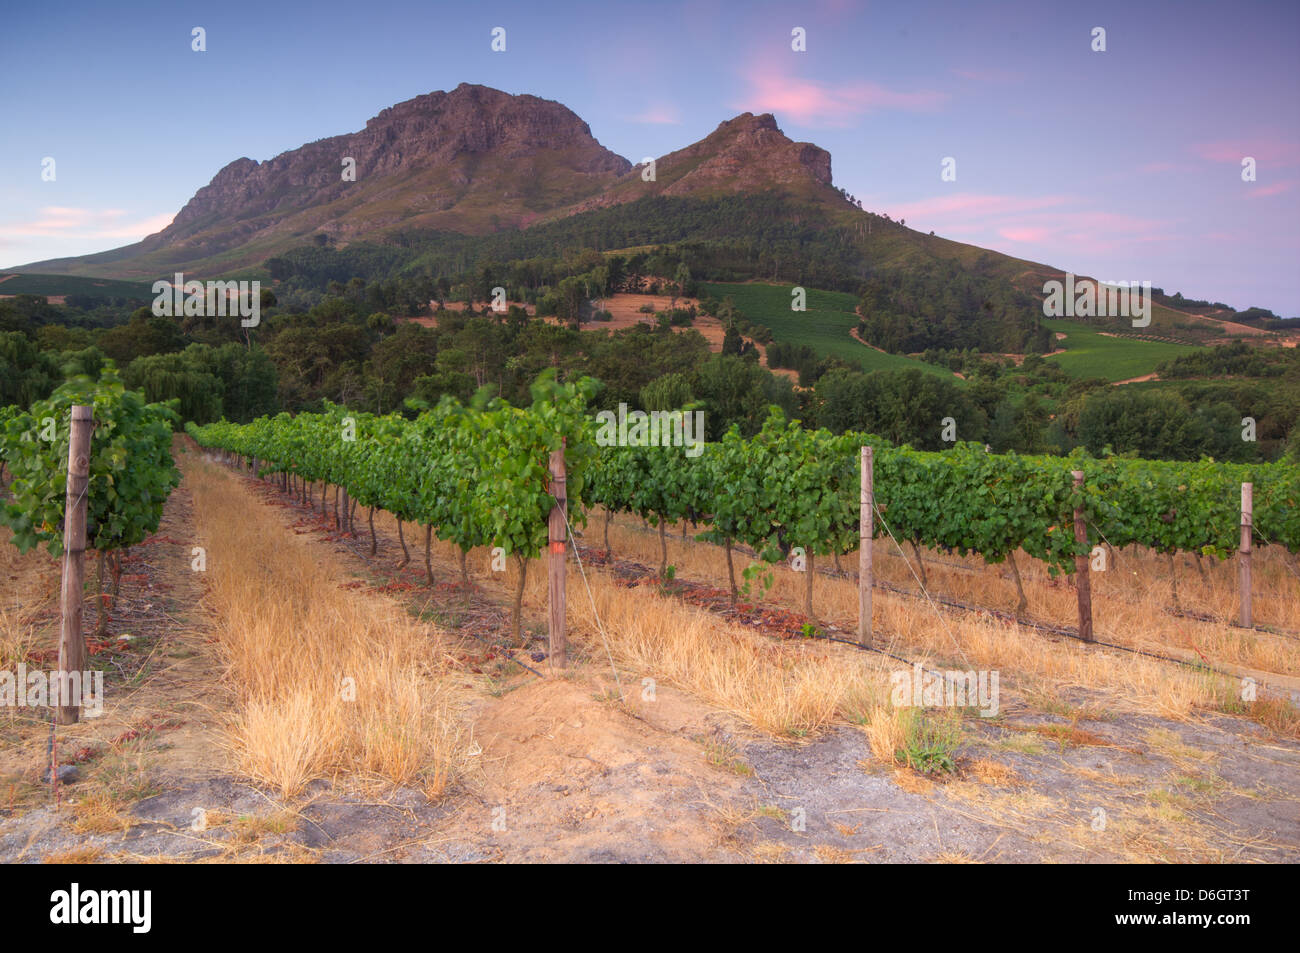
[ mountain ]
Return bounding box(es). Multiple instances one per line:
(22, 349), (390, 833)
(17, 83), (1052, 292)
(563, 112), (836, 216)
(20, 84), (634, 278)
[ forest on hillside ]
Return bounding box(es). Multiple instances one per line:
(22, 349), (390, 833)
(4, 266), (1298, 462)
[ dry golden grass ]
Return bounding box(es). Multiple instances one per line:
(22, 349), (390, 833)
(593, 513), (1299, 730)
(965, 758), (1022, 787)
(0, 525), (56, 667)
(0, 604), (40, 669)
(932, 850), (981, 863)
(359, 510), (905, 740)
(566, 572), (891, 737)
(42, 845), (106, 864)
(861, 703), (912, 764)
(603, 511), (1300, 671)
(184, 451), (469, 799)
(361, 505), (1292, 755)
(70, 789), (132, 834)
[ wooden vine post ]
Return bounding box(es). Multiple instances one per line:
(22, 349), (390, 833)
(1072, 469), (1093, 642)
(57, 405), (93, 725)
(1239, 482), (1252, 628)
(858, 445), (873, 647)
(547, 441), (567, 668)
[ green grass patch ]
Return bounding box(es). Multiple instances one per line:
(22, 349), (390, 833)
(0, 273), (154, 300)
(701, 281), (959, 380)
(1043, 319), (1203, 382)
(898, 710), (962, 775)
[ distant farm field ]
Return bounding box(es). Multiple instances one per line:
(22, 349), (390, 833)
(700, 281), (958, 380)
(0, 272), (154, 300)
(1043, 319), (1203, 382)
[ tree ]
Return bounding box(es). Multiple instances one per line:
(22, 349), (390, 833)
(640, 372), (694, 411)
(671, 262), (691, 311)
(124, 352), (224, 424)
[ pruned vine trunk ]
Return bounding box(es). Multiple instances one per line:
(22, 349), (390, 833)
(368, 507), (377, 556)
(458, 547), (469, 585)
(397, 519), (410, 568)
(1167, 551), (1181, 612)
(109, 549), (123, 600)
(910, 540), (929, 590)
(95, 550), (107, 638)
(511, 554), (528, 645)
(725, 538), (738, 605)
(804, 551), (815, 620)
(658, 519), (668, 578)
(604, 509), (612, 554)
(1006, 551), (1028, 617)
(424, 524), (434, 585)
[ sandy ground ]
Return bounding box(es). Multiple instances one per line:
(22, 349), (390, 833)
(0, 294), (66, 304)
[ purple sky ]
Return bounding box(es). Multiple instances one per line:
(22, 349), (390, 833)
(2, 0), (1297, 313)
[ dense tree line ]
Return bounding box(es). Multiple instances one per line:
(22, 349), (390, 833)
(1156, 340), (1299, 379)
(856, 261), (1051, 355)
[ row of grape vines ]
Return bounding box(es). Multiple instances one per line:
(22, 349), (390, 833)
(186, 383), (1298, 621)
(187, 374), (595, 638)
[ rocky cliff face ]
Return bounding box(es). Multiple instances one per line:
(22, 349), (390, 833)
(145, 83), (632, 252)
(568, 112), (835, 215)
(656, 112), (832, 192)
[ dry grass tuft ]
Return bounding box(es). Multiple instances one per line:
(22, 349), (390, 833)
(965, 758), (1023, 787)
(42, 845), (106, 864)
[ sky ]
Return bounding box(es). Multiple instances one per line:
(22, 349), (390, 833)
(1, 0), (1297, 314)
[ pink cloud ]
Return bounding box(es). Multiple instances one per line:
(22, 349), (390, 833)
(1245, 179), (1297, 198)
(735, 64), (947, 126)
(998, 226), (1051, 242)
(628, 103), (681, 125)
(885, 192), (1073, 220)
(0, 207), (174, 240)
(868, 192), (1176, 257)
(1193, 138), (1300, 164)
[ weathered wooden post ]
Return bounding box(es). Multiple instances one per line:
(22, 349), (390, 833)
(1240, 482), (1252, 628)
(548, 441), (567, 668)
(859, 446), (873, 647)
(1072, 469), (1093, 642)
(57, 406), (93, 725)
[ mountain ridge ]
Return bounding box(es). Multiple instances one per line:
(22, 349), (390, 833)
(20, 84), (846, 280)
